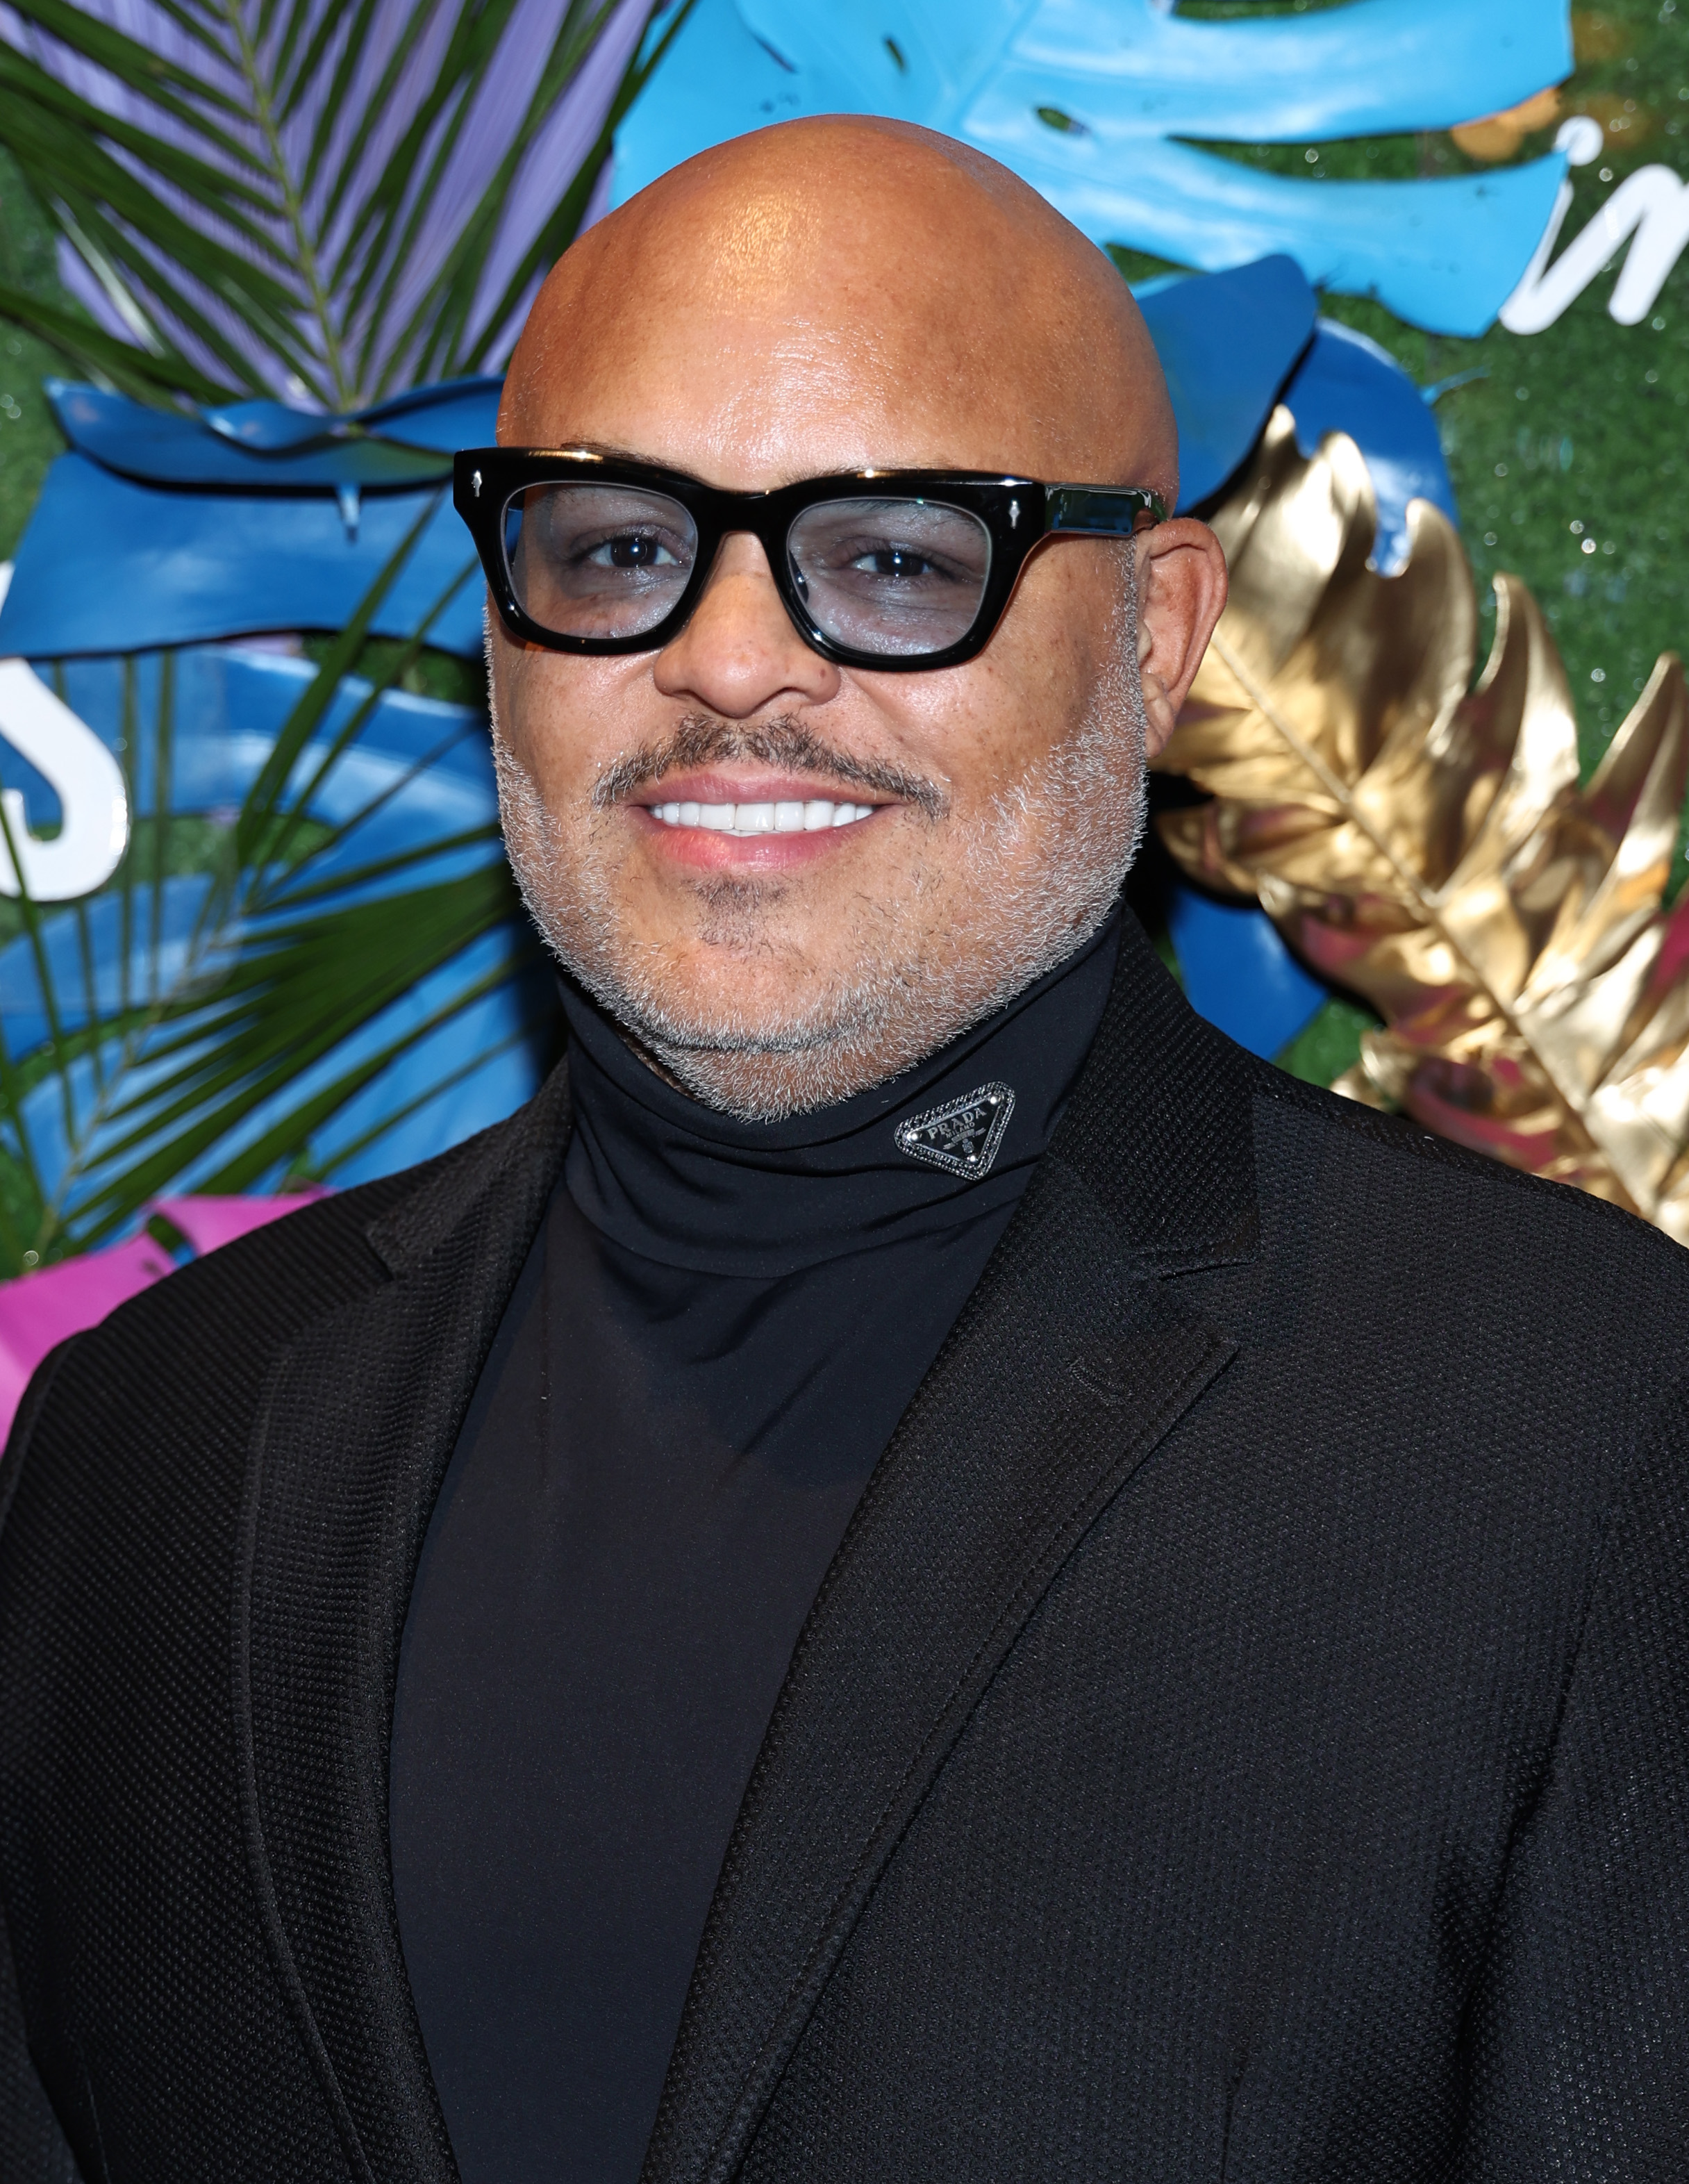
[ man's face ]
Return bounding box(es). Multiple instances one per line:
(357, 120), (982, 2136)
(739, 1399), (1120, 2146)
(489, 133), (1224, 1118)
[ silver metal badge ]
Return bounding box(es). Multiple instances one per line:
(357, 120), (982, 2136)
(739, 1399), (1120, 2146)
(895, 1081), (1015, 1180)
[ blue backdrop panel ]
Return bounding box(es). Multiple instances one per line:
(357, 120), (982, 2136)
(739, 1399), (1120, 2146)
(1168, 884), (1330, 1061)
(43, 378), (494, 489)
(0, 456), (487, 660)
(0, 378), (502, 661)
(1138, 256), (1314, 511)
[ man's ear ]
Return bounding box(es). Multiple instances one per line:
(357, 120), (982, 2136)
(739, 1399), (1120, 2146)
(1133, 519), (1229, 756)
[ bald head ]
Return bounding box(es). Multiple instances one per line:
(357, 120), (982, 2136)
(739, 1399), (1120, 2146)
(501, 116), (1176, 502)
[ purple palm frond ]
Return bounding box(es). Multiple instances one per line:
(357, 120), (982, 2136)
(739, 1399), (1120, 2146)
(0, 0), (677, 408)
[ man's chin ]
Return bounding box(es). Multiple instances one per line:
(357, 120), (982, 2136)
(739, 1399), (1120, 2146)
(585, 979), (922, 1123)
(550, 926), (967, 1118)
(641, 1046), (887, 1123)
(630, 954), (846, 1039)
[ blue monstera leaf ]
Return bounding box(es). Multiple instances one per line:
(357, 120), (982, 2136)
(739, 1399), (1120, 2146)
(613, 0), (1574, 337)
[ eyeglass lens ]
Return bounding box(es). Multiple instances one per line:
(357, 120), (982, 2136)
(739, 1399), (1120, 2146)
(784, 499), (992, 656)
(505, 484), (697, 640)
(501, 484), (995, 656)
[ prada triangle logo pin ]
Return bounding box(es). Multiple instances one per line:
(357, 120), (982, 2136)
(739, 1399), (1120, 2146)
(895, 1081), (1015, 1180)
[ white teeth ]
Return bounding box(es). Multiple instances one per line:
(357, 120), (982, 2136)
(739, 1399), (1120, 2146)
(647, 797), (876, 834)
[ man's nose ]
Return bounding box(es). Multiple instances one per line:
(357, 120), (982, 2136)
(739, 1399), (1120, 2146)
(652, 532), (840, 718)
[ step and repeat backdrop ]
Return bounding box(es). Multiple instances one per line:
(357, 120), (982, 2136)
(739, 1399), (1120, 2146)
(0, 0), (1686, 1374)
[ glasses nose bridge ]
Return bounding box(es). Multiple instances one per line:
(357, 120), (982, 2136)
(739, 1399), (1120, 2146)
(692, 493), (799, 591)
(704, 487), (792, 563)
(681, 499), (813, 655)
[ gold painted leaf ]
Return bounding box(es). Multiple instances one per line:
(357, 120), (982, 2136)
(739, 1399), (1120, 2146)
(1155, 406), (1689, 1238)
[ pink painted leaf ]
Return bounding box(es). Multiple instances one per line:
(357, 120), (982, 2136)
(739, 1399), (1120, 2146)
(151, 1191), (326, 1256)
(0, 1192), (326, 1446)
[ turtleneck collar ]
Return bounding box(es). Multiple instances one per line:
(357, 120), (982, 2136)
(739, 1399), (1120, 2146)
(559, 910), (1122, 1280)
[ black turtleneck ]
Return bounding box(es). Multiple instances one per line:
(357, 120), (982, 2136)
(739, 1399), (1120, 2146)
(388, 913), (1122, 2184)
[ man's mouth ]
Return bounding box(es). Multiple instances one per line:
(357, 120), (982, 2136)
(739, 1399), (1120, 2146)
(645, 797), (877, 836)
(595, 715), (947, 826)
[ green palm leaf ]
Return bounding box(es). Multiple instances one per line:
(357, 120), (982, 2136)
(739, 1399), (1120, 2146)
(0, 515), (551, 1275)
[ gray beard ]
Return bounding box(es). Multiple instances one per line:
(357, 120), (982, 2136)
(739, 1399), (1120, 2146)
(493, 588), (1150, 1122)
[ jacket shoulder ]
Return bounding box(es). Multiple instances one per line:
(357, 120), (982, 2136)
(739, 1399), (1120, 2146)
(1235, 1055), (1689, 1380)
(1256, 1058), (1686, 1257)
(5, 1066), (572, 1470)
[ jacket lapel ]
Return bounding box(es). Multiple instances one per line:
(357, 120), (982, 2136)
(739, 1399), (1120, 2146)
(233, 1068), (572, 2184)
(642, 917), (1261, 2184)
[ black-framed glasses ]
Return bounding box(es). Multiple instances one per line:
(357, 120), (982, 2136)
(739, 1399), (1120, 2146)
(453, 448), (1167, 672)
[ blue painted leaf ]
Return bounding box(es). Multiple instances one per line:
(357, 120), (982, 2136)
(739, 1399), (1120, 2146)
(613, 0), (1574, 336)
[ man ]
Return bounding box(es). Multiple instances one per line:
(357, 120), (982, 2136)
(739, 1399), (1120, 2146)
(2, 115), (1686, 2184)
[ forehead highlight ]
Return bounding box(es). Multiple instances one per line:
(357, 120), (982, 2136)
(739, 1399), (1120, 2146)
(499, 117), (1176, 498)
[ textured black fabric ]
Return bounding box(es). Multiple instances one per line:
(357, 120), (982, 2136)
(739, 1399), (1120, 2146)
(238, 1076), (574, 2184)
(390, 927), (1117, 2184)
(0, 1898), (76, 2184)
(0, 1182), (432, 2184)
(0, 910), (1686, 2184)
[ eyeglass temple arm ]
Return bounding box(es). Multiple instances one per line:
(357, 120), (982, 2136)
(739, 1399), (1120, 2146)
(1044, 486), (1168, 536)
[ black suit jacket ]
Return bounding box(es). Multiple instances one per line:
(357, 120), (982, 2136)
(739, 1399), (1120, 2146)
(3, 913), (1688, 2184)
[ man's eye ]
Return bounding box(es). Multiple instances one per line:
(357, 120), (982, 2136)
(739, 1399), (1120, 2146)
(854, 546), (939, 580)
(583, 533), (681, 570)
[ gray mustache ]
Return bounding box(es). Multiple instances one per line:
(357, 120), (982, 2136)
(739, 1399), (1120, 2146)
(593, 713), (949, 821)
